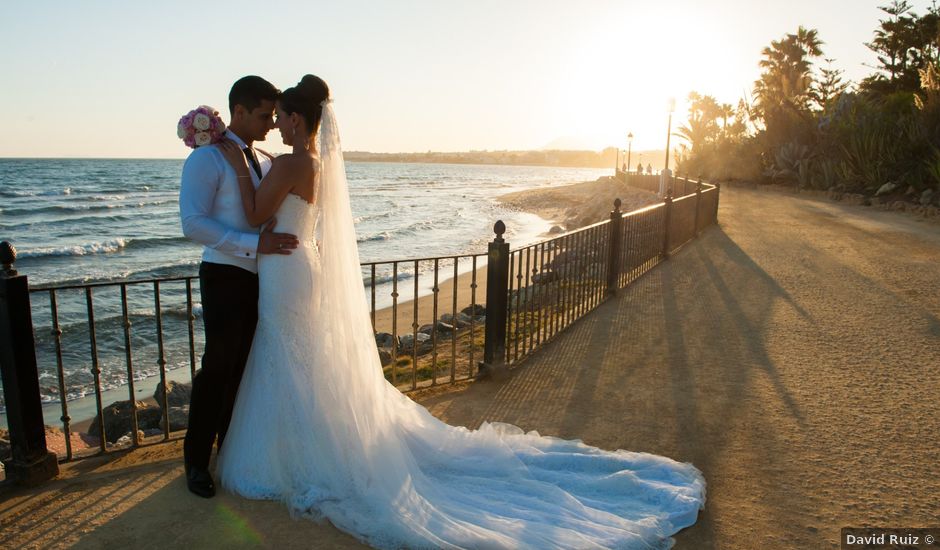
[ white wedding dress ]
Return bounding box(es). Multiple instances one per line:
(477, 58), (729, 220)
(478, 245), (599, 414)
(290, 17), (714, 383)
(217, 104), (705, 549)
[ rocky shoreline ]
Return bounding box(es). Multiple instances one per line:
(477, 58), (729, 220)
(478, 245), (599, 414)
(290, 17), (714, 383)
(497, 176), (661, 233)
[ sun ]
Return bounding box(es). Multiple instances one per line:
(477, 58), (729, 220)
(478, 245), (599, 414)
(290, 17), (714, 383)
(553, 7), (730, 152)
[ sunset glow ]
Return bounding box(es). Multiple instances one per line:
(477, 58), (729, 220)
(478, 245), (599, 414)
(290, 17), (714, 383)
(0, 0), (909, 157)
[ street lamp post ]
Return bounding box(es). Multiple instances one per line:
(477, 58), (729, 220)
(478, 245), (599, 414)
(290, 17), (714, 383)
(660, 98), (676, 198)
(664, 98), (675, 172)
(626, 132), (633, 174)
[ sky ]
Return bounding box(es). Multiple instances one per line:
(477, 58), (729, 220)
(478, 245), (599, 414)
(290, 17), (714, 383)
(0, 0), (926, 158)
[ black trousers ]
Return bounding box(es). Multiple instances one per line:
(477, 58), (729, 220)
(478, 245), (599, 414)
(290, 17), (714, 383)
(183, 261), (259, 469)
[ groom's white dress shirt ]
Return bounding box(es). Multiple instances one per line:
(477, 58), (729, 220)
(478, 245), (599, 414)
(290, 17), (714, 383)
(179, 130), (273, 274)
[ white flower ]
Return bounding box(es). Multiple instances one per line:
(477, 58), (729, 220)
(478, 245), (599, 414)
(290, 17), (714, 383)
(177, 123), (187, 139)
(193, 113), (211, 131)
(194, 132), (211, 146)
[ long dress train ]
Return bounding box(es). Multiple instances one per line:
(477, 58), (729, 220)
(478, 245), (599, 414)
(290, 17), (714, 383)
(217, 104), (705, 549)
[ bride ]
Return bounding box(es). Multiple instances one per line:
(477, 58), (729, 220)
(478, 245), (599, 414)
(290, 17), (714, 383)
(215, 74), (705, 549)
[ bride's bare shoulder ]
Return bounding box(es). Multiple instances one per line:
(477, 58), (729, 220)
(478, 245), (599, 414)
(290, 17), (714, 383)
(272, 153), (316, 173)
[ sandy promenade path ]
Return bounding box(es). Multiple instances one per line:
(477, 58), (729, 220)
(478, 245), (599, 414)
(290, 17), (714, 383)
(2, 185), (939, 549)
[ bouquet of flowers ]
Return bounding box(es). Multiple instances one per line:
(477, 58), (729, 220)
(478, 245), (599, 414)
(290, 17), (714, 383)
(177, 105), (227, 148)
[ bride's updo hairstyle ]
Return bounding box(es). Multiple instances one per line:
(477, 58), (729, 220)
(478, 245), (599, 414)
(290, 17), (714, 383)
(279, 74), (330, 136)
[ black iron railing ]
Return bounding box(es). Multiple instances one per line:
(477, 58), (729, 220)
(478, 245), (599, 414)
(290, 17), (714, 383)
(0, 175), (719, 481)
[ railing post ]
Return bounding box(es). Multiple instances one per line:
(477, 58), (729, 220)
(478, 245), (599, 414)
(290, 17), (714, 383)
(0, 241), (59, 485)
(693, 176), (703, 237)
(606, 199), (623, 297)
(479, 222), (510, 379)
(661, 191), (674, 260)
(714, 181), (721, 224)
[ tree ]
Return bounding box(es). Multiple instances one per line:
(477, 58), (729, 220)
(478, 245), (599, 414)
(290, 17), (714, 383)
(675, 92), (722, 151)
(752, 26), (825, 121)
(813, 58), (850, 109)
(861, 1), (940, 94)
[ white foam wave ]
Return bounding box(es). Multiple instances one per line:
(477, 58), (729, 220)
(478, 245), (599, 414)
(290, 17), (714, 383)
(19, 238), (128, 258)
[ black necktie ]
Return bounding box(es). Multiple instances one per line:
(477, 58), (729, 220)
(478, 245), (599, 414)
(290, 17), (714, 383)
(243, 147), (262, 179)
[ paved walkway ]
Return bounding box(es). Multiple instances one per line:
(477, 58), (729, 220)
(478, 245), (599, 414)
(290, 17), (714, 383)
(2, 186), (938, 549)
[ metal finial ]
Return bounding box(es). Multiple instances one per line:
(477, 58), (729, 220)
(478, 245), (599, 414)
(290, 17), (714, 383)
(613, 198), (622, 212)
(494, 220), (506, 238)
(1, 241), (16, 277)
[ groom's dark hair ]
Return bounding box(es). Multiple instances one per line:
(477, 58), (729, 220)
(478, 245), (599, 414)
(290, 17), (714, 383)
(229, 76), (280, 115)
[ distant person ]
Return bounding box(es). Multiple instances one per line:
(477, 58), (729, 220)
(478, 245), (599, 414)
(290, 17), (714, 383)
(621, 162), (626, 172)
(637, 162), (644, 175)
(647, 162), (653, 175)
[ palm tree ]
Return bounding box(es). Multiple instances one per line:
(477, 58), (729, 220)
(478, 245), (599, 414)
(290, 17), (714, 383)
(753, 26), (825, 120)
(675, 92), (721, 151)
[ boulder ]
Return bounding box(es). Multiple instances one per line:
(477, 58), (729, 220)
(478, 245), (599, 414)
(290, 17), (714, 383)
(159, 405), (190, 432)
(921, 189), (935, 206)
(153, 380), (191, 409)
(89, 400), (158, 444)
(549, 225), (564, 235)
(374, 332), (396, 348)
(136, 407), (164, 431)
(417, 341), (435, 357)
(461, 304), (486, 317)
(113, 430), (146, 447)
(875, 182), (897, 196)
(532, 270), (558, 284)
(378, 349), (392, 366)
(440, 313), (471, 328)
(399, 332), (431, 350)
(419, 321), (456, 335)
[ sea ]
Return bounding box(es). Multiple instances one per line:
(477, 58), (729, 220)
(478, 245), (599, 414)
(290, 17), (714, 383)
(0, 158), (609, 425)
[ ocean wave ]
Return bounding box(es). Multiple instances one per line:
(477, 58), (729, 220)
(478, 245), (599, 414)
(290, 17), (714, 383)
(88, 194), (127, 201)
(19, 239), (128, 258)
(30, 306), (205, 363)
(0, 212), (149, 231)
(357, 231), (391, 243)
(125, 236), (192, 250)
(353, 211), (394, 224)
(356, 219), (436, 245)
(31, 259), (200, 287)
(17, 236), (193, 260)
(2, 199), (176, 217)
(0, 187), (71, 198)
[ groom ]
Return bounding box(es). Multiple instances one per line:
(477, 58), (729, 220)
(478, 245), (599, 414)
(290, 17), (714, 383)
(179, 75), (298, 498)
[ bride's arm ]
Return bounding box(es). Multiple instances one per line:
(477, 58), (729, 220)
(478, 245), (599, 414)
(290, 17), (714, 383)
(218, 141), (293, 227)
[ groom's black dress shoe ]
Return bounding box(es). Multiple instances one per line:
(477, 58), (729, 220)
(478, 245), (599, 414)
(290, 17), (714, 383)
(185, 463), (216, 498)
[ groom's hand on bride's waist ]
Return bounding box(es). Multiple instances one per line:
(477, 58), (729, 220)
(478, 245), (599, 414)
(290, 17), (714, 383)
(258, 218), (299, 255)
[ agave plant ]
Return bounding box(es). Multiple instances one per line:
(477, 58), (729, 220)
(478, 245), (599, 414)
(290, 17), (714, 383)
(922, 146), (940, 191)
(770, 141), (815, 187)
(837, 129), (898, 193)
